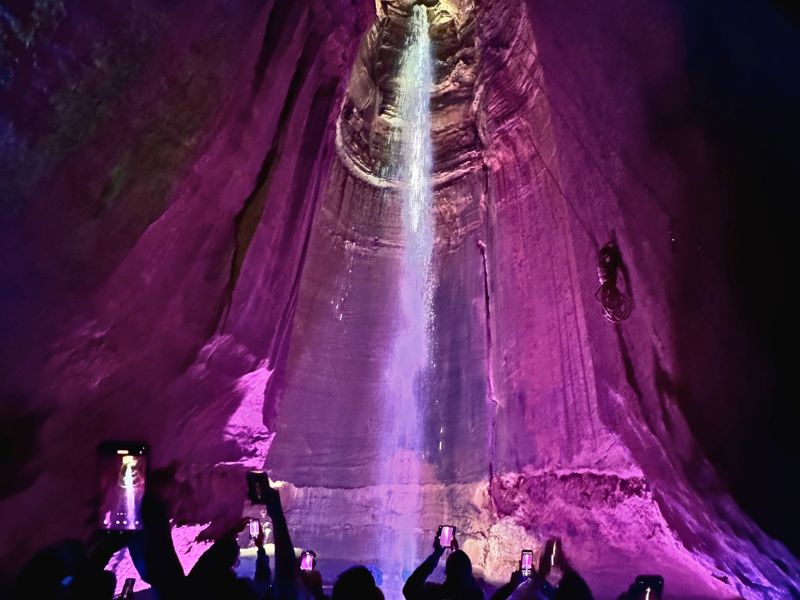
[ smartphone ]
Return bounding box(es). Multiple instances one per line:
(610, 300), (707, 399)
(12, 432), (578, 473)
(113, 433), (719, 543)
(520, 549), (534, 577)
(633, 575), (664, 600)
(300, 550), (317, 572)
(246, 471), (271, 504)
(249, 519), (261, 540)
(438, 525), (455, 549)
(97, 442), (148, 532)
(119, 577), (136, 599)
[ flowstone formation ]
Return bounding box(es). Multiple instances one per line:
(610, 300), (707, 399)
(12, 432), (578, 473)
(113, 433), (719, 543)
(0, 0), (797, 598)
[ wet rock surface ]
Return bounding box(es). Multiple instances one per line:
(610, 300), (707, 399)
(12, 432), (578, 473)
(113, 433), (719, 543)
(1, 0), (798, 597)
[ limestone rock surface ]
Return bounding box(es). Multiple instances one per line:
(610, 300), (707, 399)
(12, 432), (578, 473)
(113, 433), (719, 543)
(1, 0), (798, 598)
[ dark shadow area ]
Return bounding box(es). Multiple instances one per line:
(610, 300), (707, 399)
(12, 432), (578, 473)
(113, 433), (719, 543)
(770, 0), (800, 28)
(230, 32), (326, 298)
(0, 396), (45, 499)
(676, 0), (800, 553)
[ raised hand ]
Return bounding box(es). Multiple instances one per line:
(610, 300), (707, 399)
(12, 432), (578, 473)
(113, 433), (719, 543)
(433, 527), (444, 554)
(261, 486), (284, 519)
(255, 521), (266, 549)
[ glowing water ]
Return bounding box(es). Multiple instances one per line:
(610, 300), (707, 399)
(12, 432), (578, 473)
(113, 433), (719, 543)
(122, 456), (136, 528)
(378, 5), (435, 595)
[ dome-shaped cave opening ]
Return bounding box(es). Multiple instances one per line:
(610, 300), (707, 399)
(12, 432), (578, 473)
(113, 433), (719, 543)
(337, 0), (481, 184)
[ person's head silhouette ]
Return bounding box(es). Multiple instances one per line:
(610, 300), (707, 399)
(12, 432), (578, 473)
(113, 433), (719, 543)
(332, 565), (382, 600)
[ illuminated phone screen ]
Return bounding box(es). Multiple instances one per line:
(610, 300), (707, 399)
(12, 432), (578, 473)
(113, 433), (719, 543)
(300, 551), (316, 571)
(520, 550), (534, 575)
(439, 525), (455, 548)
(98, 445), (147, 531)
(249, 520), (260, 538)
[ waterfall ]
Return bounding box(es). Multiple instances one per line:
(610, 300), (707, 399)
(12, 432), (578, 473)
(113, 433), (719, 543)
(378, 4), (435, 595)
(390, 4), (435, 441)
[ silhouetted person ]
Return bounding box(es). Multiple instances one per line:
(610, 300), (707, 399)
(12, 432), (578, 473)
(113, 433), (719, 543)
(188, 529), (259, 599)
(403, 530), (484, 600)
(68, 569), (117, 600)
(554, 572), (593, 600)
(492, 539), (594, 600)
(127, 492), (186, 597)
(261, 484), (299, 600)
(73, 531), (134, 600)
(332, 565), (383, 600)
(14, 533), (129, 600)
(490, 570), (527, 600)
(537, 539), (592, 600)
(252, 520), (273, 594)
(299, 566), (327, 600)
(13, 540), (87, 600)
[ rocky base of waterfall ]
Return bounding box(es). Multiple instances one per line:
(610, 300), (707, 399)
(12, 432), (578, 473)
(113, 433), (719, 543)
(261, 469), (742, 599)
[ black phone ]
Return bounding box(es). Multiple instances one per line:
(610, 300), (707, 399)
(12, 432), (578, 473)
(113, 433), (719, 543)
(246, 470), (271, 504)
(97, 442), (148, 532)
(520, 549), (534, 577)
(300, 550), (317, 572)
(119, 577), (136, 599)
(633, 575), (664, 600)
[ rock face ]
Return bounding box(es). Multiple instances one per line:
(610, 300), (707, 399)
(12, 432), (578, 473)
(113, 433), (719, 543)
(0, 0), (373, 578)
(0, 0), (798, 598)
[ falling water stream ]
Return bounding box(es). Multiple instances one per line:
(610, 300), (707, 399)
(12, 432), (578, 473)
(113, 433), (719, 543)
(122, 457), (137, 526)
(378, 4), (435, 596)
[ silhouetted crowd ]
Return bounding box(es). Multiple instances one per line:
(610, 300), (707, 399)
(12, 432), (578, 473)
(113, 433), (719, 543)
(9, 482), (659, 600)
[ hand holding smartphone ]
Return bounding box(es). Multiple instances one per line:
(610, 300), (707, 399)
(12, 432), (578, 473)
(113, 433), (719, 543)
(249, 519), (271, 548)
(437, 525), (456, 550)
(97, 442), (149, 533)
(520, 549), (534, 577)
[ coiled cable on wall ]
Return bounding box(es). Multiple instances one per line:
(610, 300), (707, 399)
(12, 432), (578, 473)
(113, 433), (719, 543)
(595, 243), (632, 323)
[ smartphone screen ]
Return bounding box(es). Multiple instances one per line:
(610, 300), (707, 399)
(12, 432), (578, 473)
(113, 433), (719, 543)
(300, 550), (316, 571)
(249, 520), (261, 539)
(438, 525), (455, 549)
(520, 550), (534, 576)
(98, 442), (148, 532)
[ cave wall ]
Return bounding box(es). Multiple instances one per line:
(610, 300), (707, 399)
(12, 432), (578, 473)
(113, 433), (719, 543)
(0, 0), (373, 581)
(476, 0), (799, 596)
(1, 0), (798, 597)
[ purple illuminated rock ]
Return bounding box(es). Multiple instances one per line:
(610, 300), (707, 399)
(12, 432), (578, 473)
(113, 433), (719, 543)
(0, 0), (797, 598)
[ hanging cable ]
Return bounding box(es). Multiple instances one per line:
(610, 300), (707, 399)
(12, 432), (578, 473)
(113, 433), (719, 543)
(595, 243), (632, 323)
